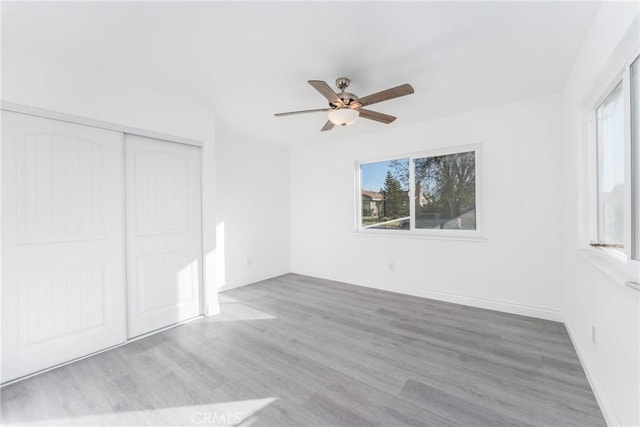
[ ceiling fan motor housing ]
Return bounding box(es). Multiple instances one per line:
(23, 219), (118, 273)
(331, 92), (358, 108)
(329, 77), (359, 108)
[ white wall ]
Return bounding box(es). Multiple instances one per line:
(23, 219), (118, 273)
(215, 131), (290, 292)
(1, 46), (214, 143)
(561, 3), (640, 426)
(290, 94), (565, 320)
(1, 45), (220, 314)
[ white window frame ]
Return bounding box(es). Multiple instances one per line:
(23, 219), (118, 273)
(586, 53), (640, 280)
(355, 143), (485, 241)
(631, 56), (640, 263)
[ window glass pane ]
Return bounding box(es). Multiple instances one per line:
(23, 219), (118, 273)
(632, 57), (640, 260)
(414, 151), (476, 230)
(596, 82), (624, 248)
(360, 159), (410, 229)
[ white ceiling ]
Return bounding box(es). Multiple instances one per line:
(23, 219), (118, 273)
(1, 1), (600, 148)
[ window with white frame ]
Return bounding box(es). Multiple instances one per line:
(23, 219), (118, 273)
(595, 82), (624, 250)
(632, 56), (640, 261)
(358, 146), (480, 234)
(591, 54), (640, 264)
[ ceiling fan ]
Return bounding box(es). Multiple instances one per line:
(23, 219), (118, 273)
(274, 77), (414, 132)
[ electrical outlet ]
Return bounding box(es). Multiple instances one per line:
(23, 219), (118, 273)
(246, 257), (252, 268)
(389, 262), (395, 271)
(592, 326), (596, 345)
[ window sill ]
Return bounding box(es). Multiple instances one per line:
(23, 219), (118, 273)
(354, 229), (487, 242)
(577, 248), (640, 290)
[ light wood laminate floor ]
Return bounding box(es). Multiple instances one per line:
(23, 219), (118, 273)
(1, 274), (605, 426)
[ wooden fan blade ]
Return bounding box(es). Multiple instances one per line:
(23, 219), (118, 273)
(358, 108), (397, 124)
(357, 84), (414, 107)
(321, 120), (334, 132)
(275, 108), (330, 117)
(308, 80), (344, 107)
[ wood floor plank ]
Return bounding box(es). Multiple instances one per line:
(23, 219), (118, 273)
(0, 273), (605, 426)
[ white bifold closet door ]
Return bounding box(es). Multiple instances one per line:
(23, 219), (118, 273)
(1, 111), (127, 383)
(124, 134), (203, 338)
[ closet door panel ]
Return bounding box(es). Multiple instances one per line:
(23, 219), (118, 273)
(125, 134), (202, 338)
(1, 111), (126, 383)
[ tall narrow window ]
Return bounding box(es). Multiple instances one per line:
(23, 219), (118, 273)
(632, 57), (640, 260)
(595, 82), (624, 250)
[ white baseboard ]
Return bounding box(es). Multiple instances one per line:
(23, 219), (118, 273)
(292, 268), (564, 322)
(564, 315), (619, 427)
(218, 268), (290, 293)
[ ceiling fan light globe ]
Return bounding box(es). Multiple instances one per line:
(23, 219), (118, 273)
(328, 108), (359, 126)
